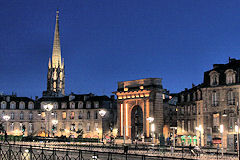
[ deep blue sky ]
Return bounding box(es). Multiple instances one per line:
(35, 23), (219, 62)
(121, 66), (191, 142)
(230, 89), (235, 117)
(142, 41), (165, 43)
(1, 0), (240, 98)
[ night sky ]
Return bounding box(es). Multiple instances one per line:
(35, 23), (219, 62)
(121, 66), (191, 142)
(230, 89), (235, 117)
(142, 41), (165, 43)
(1, 0), (240, 98)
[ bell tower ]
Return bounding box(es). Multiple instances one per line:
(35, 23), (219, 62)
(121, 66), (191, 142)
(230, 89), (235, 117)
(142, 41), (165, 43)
(43, 11), (65, 97)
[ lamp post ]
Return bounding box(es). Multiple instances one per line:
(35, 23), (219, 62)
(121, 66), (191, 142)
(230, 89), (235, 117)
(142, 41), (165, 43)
(43, 104), (53, 137)
(52, 119), (58, 137)
(195, 125), (202, 147)
(220, 124), (224, 157)
(99, 109), (106, 143)
(170, 127), (177, 150)
(147, 117), (154, 144)
(3, 115), (10, 134)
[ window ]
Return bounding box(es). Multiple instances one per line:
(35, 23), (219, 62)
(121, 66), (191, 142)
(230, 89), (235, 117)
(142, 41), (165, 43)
(70, 102), (75, 109)
(29, 112), (33, 120)
(94, 111), (98, 119)
(62, 112), (66, 120)
(78, 112), (83, 119)
(19, 123), (23, 131)
(229, 113), (236, 132)
(87, 111), (91, 119)
(28, 102), (34, 109)
(70, 124), (75, 131)
(187, 121), (191, 132)
(1, 101), (6, 109)
(70, 111), (75, 119)
(53, 103), (58, 109)
(227, 90), (235, 105)
(212, 91), (218, 106)
(10, 102), (16, 109)
(94, 102), (99, 108)
(61, 123), (66, 130)
(94, 123), (98, 130)
(10, 112), (14, 120)
(213, 113), (219, 127)
(197, 90), (201, 100)
(209, 71), (219, 86)
(29, 123), (33, 133)
(19, 102), (25, 109)
(187, 94), (190, 102)
(181, 120), (184, 132)
(20, 112), (24, 120)
(10, 123), (14, 131)
(41, 112), (46, 119)
(225, 69), (236, 84)
(86, 123), (90, 132)
(86, 102), (91, 109)
(181, 95), (184, 102)
(53, 112), (57, 119)
(61, 103), (67, 109)
(78, 102), (83, 109)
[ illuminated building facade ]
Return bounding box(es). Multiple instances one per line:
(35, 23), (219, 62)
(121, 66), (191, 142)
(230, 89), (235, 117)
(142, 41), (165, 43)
(114, 78), (167, 141)
(177, 58), (240, 150)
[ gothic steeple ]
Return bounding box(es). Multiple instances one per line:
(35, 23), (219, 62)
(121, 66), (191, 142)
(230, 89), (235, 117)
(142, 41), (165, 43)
(52, 11), (62, 68)
(43, 11), (65, 97)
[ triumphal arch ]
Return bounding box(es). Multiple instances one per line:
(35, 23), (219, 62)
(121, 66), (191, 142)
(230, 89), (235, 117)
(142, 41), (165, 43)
(114, 78), (164, 140)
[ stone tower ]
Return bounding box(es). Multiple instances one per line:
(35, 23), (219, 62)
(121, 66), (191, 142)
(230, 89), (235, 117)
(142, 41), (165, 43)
(43, 11), (65, 97)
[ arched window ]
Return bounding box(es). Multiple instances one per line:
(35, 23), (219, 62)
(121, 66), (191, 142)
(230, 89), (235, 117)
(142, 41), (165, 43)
(209, 71), (219, 86)
(1, 101), (6, 109)
(20, 112), (24, 120)
(28, 102), (34, 109)
(19, 101), (25, 109)
(10, 101), (16, 109)
(87, 111), (91, 119)
(86, 102), (91, 109)
(78, 101), (83, 109)
(70, 102), (75, 109)
(225, 69), (236, 84)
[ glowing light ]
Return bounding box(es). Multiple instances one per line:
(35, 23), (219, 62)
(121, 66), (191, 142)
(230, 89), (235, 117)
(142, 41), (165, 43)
(99, 110), (106, 117)
(220, 124), (224, 133)
(235, 125), (239, 133)
(43, 104), (53, 111)
(3, 115), (10, 121)
(147, 117), (154, 123)
(126, 104), (128, 136)
(121, 104), (123, 136)
(52, 119), (58, 125)
(151, 123), (155, 132)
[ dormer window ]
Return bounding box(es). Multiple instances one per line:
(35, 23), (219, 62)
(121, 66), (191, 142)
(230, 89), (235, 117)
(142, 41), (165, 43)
(187, 94), (190, 102)
(70, 102), (75, 109)
(10, 101), (16, 109)
(78, 101), (83, 109)
(19, 101), (25, 109)
(1, 101), (6, 109)
(86, 102), (91, 109)
(28, 102), (34, 109)
(209, 71), (219, 86)
(225, 69), (236, 84)
(181, 95), (184, 102)
(94, 102), (99, 108)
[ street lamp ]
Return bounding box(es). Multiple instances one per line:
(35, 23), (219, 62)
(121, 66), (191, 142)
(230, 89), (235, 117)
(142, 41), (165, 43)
(3, 115), (10, 134)
(147, 117), (154, 144)
(195, 125), (202, 147)
(99, 109), (106, 142)
(43, 104), (53, 137)
(52, 119), (58, 137)
(220, 124), (224, 157)
(170, 127), (177, 150)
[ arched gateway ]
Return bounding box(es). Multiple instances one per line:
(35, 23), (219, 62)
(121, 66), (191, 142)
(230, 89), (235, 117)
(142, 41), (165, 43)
(114, 78), (164, 141)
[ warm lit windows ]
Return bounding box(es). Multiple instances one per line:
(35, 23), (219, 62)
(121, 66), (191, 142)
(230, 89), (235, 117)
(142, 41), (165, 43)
(70, 111), (75, 119)
(62, 112), (66, 120)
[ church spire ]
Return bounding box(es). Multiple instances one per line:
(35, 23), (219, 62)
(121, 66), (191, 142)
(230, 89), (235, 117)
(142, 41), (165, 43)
(52, 10), (61, 68)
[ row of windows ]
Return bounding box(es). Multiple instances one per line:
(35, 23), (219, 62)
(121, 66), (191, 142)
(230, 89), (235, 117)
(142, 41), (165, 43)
(49, 122), (98, 132)
(41, 111), (100, 120)
(210, 69), (236, 86)
(1, 112), (33, 120)
(180, 91), (202, 103)
(0, 101), (34, 109)
(4, 123), (33, 132)
(41, 101), (100, 110)
(211, 90), (235, 106)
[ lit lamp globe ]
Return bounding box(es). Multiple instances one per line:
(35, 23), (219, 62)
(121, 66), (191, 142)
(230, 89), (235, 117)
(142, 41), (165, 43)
(44, 104), (53, 111)
(99, 110), (106, 117)
(147, 117), (154, 123)
(52, 119), (58, 125)
(3, 115), (10, 121)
